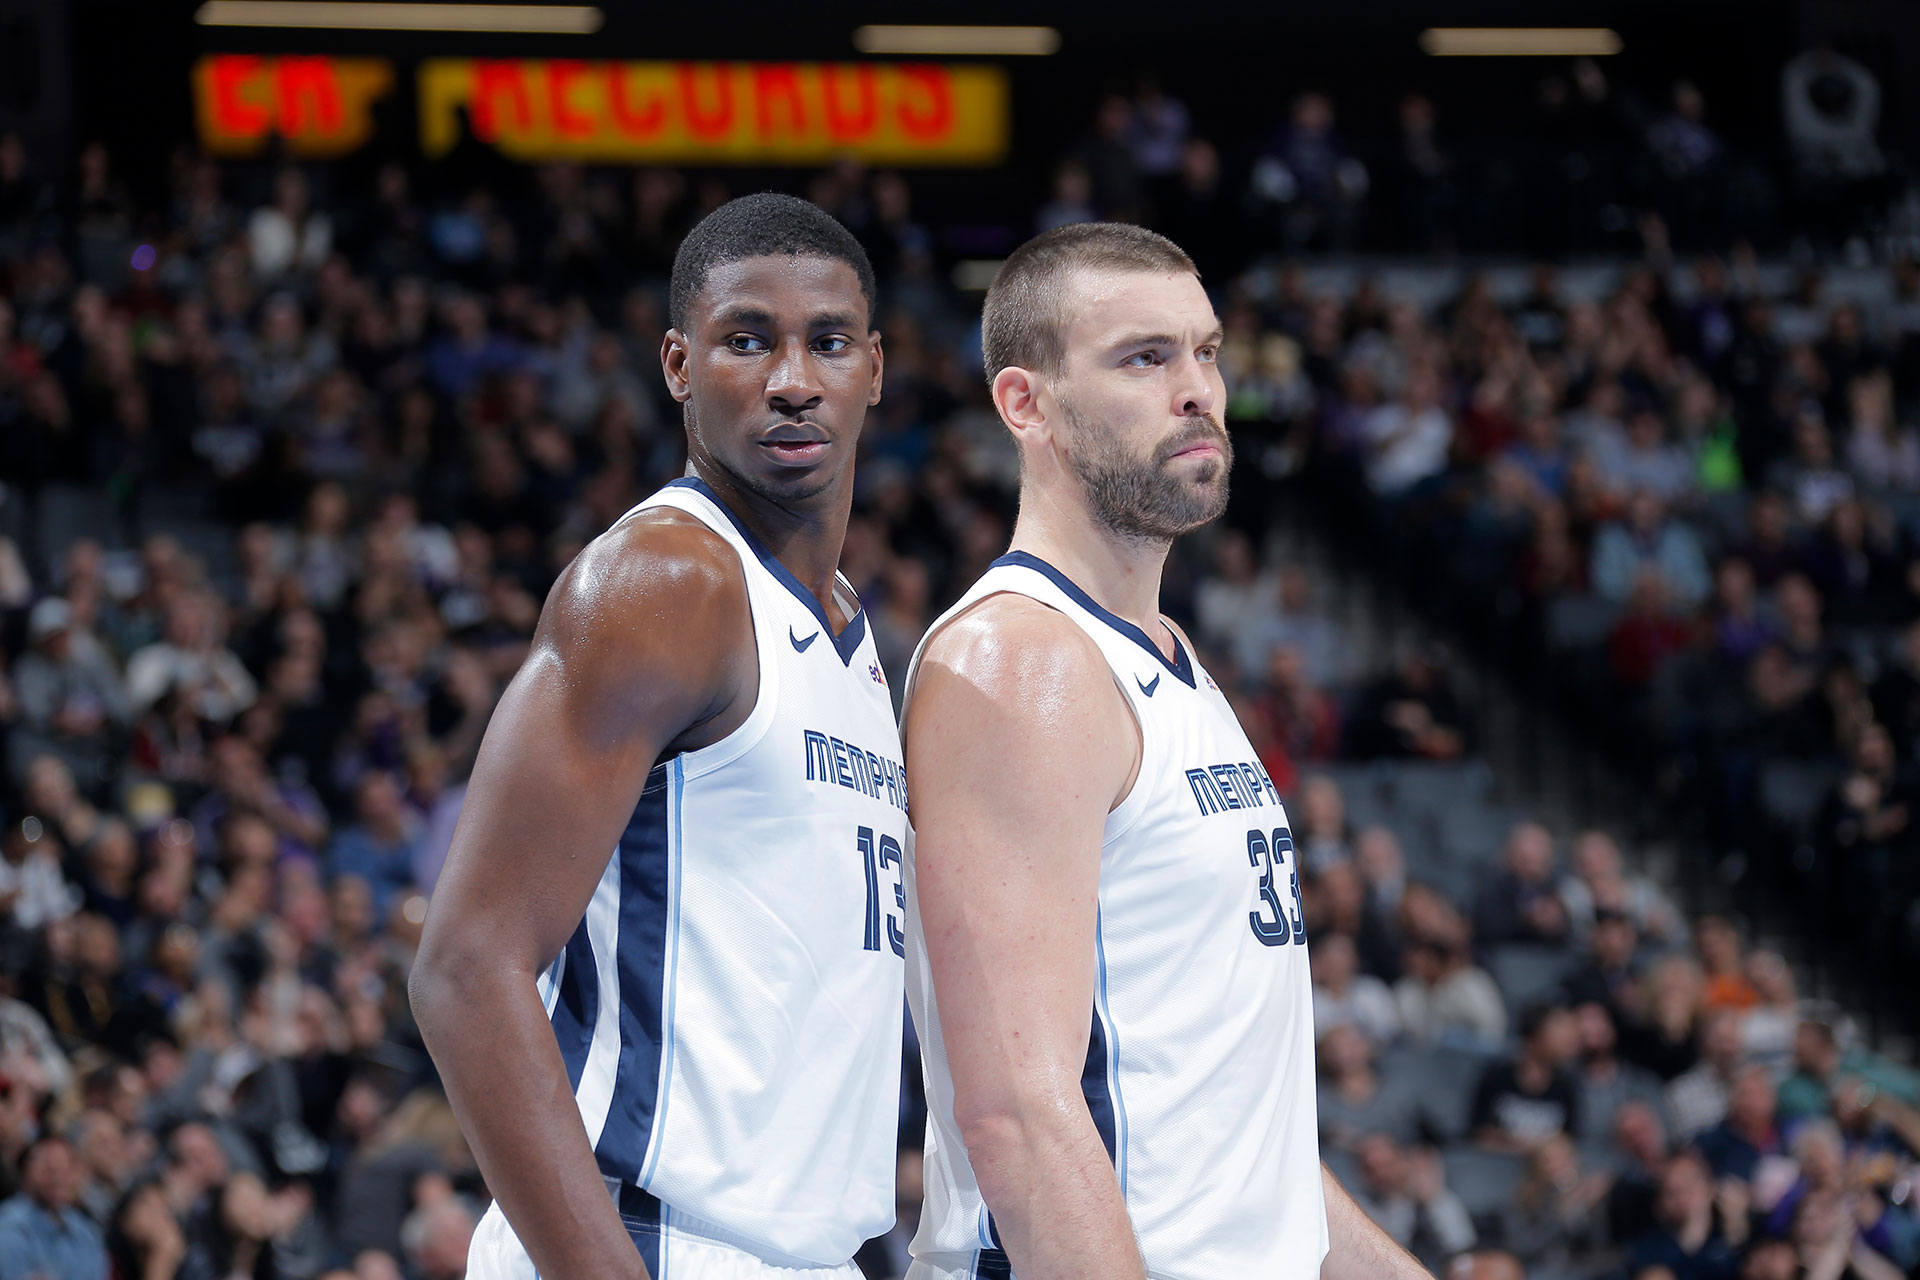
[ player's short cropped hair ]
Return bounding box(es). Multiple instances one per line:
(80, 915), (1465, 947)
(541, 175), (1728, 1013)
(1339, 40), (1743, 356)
(668, 192), (877, 333)
(982, 221), (1198, 383)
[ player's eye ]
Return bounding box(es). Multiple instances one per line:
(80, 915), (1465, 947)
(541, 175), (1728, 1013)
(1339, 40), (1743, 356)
(1198, 345), (1220, 364)
(1124, 351), (1162, 368)
(814, 335), (853, 354)
(726, 334), (769, 353)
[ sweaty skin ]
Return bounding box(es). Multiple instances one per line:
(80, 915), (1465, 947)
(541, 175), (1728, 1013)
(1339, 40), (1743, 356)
(410, 253), (880, 1280)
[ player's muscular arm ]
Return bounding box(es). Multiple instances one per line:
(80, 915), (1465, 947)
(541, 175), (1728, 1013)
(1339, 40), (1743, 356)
(906, 598), (1147, 1280)
(410, 514), (754, 1280)
(1319, 1164), (1434, 1280)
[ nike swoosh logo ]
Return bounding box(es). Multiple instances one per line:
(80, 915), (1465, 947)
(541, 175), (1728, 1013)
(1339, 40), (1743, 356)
(1136, 673), (1161, 697)
(789, 626), (819, 653)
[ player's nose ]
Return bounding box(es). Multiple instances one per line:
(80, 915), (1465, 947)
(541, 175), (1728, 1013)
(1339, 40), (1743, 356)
(1173, 355), (1218, 419)
(765, 337), (824, 411)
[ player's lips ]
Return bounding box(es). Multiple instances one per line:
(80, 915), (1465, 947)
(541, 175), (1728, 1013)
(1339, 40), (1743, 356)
(1168, 441), (1223, 460)
(759, 421), (831, 467)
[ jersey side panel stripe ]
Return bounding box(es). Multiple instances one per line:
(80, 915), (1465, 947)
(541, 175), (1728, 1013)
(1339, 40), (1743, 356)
(592, 761), (674, 1177)
(571, 850), (624, 1144)
(638, 757), (686, 1190)
(548, 926), (596, 1090)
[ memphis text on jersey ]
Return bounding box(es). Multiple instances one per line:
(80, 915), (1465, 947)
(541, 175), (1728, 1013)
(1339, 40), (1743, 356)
(1184, 758), (1281, 816)
(803, 728), (910, 815)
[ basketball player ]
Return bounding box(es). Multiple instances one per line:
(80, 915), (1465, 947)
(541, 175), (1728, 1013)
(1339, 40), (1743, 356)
(900, 223), (1431, 1279)
(412, 194), (909, 1279)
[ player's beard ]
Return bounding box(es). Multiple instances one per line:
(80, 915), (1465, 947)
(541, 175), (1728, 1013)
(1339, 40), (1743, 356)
(1060, 396), (1234, 544)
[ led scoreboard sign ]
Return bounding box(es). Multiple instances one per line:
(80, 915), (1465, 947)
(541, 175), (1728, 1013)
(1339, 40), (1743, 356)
(194, 54), (1009, 165)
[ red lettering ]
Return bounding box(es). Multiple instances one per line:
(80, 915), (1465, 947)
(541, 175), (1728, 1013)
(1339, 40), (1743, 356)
(606, 64), (665, 138)
(275, 57), (344, 136)
(210, 55), (270, 136)
(472, 62), (533, 141)
(752, 64), (808, 138)
(546, 60), (595, 139)
(821, 66), (878, 142)
(896, 66), (953, 141)
(677, 64), (735, 142)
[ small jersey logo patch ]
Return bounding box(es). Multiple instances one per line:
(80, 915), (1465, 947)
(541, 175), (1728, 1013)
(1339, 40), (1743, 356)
(1136, 673), (1161, 697)
(869, 662), (887, 687)
(789, 626), (820, 653)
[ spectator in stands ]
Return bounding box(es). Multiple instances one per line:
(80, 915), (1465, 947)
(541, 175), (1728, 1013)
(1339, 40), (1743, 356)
(1347, 644), (1474, 762)
(1778, 1019), (1849, 1124)
(1739, 951), (1801, 1070)
(1694, 1065), (1784, 1184)
(1694, 917), (1758, 1013)
(1471, 1003), (1583, 1152)
(1312, 931), (1401, 1046)
(1474, 822), (1572, 948)
(1572, 1000), (1667, 1146)
(9, 598), (130, 789)
(1667, 1010), (1749, 1142)
(1316, 1023), (1424, 1151)
(1562, 908), (1643, 1017)
(325, 771), (422, 918)
(1501, 1134), (1616, 1275)
(1294, 774), (1353, 873)
(124, 592), (257, 726)
(1592, 490), (1714, 611)
(1349, 1134), (1478, 1268)
(1395, 935), (1508, 1047)
(1762, 1118), (1903, 1255)
(1595, 406), (1697, 503)
(1815, 723), (1916, 925)
(1706, 558), (1778, 665)
(1783, 1188), (1906, 1280)
(248, 167), (331, 284)
(1621, 956), (1706, 1081)
(0, 1134), (108, 1280)
(1609, 1101), (1674, 1243)
(1194, 530), (1285, 677)
(2, 817), (76, 932)
(1626, 1151), (1746, 1280)
(1560, 829), (1682, 944)
(1252, 92), (1369, 253)
(1359, 365), (1453, 496)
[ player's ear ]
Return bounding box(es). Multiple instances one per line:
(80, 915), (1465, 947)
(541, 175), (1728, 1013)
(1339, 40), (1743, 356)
(866, 330), (884, 407)
(991, 365), (1049, 441)
(661, 328), (692, 403)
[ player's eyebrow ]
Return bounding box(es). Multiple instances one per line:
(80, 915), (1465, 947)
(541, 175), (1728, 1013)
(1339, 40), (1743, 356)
(712, 304), (774, 328)
(1109, 331), (1181, 353)
(806, 311), (860, 331)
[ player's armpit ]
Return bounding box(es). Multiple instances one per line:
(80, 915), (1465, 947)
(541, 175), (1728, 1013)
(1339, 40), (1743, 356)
(905, 595), (1147, 1280)
(410, 511), (755, 1280)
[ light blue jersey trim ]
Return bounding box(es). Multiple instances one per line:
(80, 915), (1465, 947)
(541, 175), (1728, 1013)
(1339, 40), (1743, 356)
(1092, 912), (1129, 1196)
(637, 757), (687, 1189)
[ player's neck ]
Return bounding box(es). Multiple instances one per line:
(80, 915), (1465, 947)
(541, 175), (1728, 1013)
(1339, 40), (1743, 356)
(692, 462), (855, 626)
(1008, 495), (1171, 654)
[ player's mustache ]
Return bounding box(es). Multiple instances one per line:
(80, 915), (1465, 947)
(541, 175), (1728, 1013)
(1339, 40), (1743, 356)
(1158, 414), (1230, 461)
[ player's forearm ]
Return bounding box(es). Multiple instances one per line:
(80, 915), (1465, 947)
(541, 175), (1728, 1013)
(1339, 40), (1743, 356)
(1318, 1164), (1433, 1280)
(411, 952), (650, 1280)
(960, 1105), (1148, 1280)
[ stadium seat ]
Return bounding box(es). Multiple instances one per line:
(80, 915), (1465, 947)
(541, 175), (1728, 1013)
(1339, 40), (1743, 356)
(1486, 943), (1580, 1009)
(1380, 1044), (1501, 1143)
(1440, 1146), (1527, 1224)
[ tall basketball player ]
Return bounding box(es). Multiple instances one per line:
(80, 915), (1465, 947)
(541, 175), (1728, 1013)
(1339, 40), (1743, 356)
(412, 195), (909, 1280)
(901, 223), (1432, 1279)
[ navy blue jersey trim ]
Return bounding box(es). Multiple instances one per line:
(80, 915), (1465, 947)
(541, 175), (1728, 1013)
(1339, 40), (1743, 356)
(991, 550), (1196, 687)
(1082, 1007), (1120, 1167)
(665, 476), (869, 666)
(973, 1248), (1014, 1278)
(550, 930), (598, 1091)
(616, 1183), (663, 1275)
(591, 761), (674, 1180)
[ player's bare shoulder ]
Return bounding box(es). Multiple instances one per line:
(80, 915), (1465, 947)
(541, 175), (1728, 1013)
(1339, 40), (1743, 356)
(907, 592), (1138, 800)
(530, 505), (756, 747)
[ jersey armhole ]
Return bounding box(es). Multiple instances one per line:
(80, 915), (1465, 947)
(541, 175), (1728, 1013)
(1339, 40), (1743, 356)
(660, 521), (781, 785)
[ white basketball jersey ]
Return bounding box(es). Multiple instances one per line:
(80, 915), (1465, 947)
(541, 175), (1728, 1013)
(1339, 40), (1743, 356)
(902, 552), (1328, 1280)
(496, 477), (907, 1271)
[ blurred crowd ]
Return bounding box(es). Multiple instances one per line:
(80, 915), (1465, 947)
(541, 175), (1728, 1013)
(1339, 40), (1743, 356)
(0, 50), (1917, 1280)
